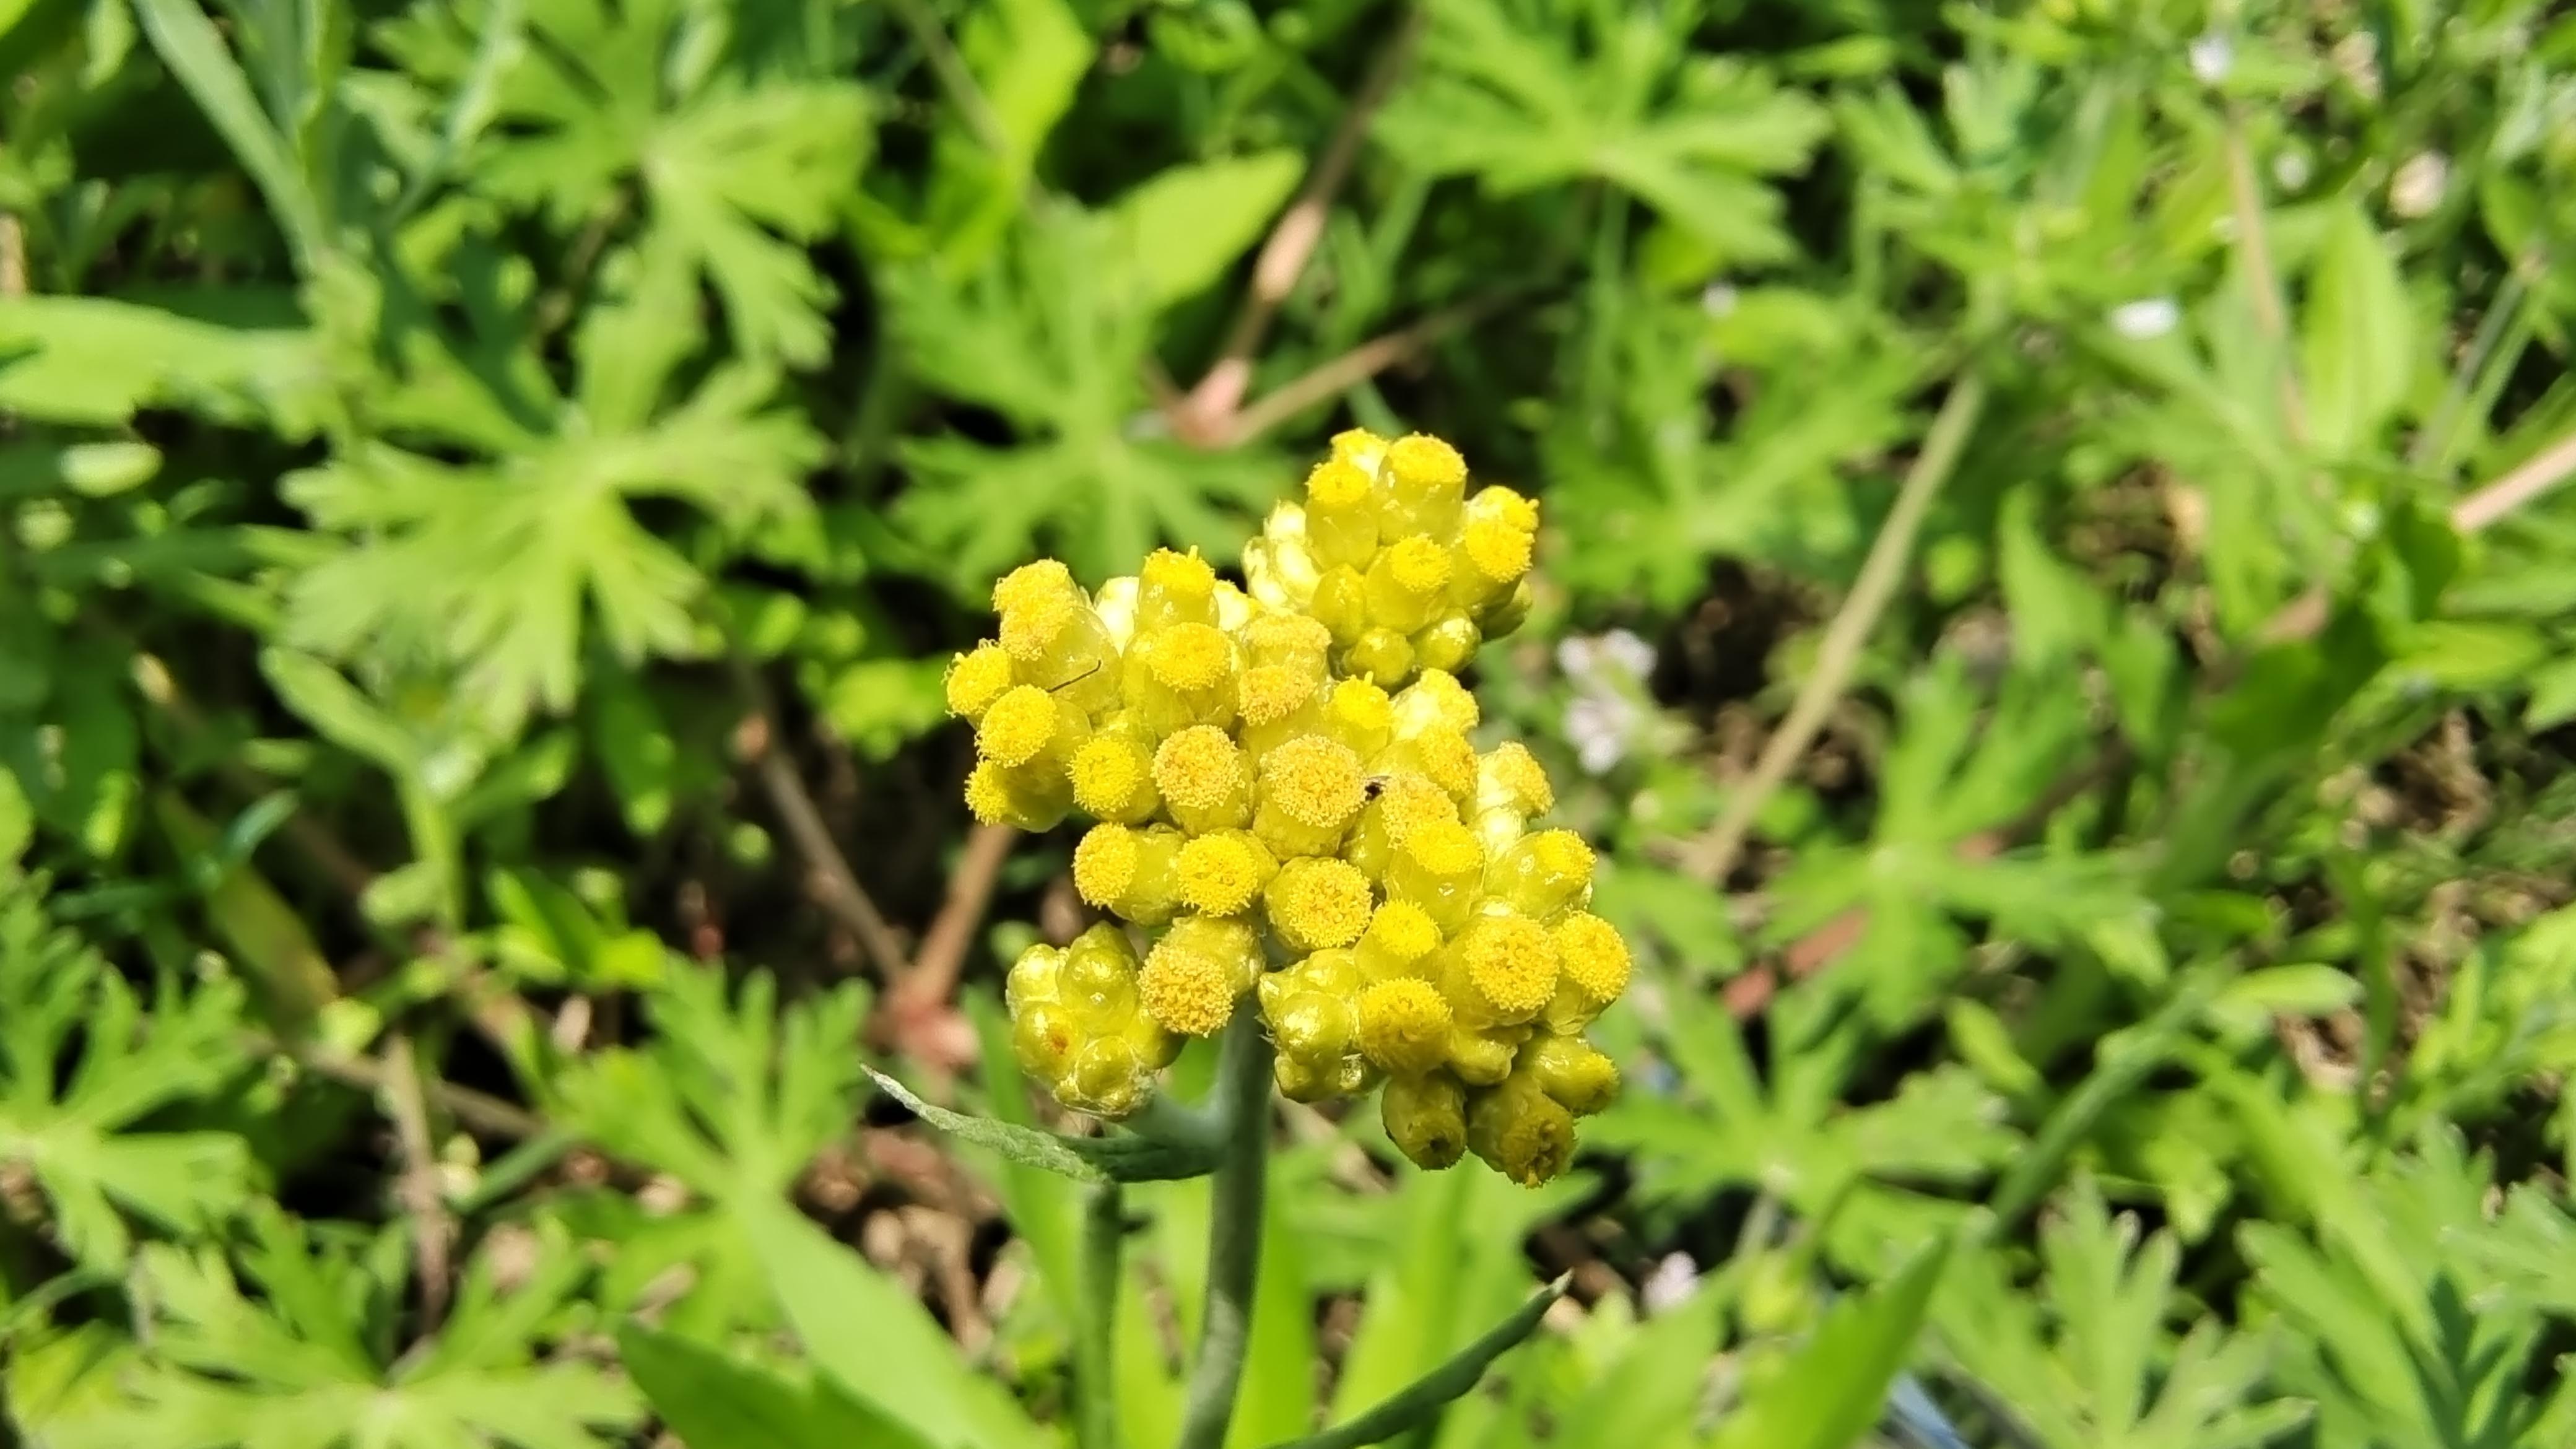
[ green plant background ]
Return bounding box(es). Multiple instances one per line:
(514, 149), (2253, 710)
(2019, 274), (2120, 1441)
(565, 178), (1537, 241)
(9, 0), (2576, 1445)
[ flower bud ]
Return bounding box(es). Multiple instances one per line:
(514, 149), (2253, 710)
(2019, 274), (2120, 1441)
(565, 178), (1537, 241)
(1355, 900), (1443, 982)
(1251, 734), (1368, 858)
(1374, 726), (1477, 809)
(1364, 535), (1453, 636)
(994, 560), (1119, 707)
(1451, 486), (1538, 608)
(1543, 913), (1632, 1032)
(1476, 577), (1534, 640)
(976, 684), (1089, 769)
(1442, 910), (1557, 1027)
(1381, 1071), (1468, 1170)
(1381, 434), (1468, 539)
(1521, 1032), (1618, 1116)
(1346, 773), (1461, 882)
(1012, 1001), (1080, 1081)
(1058, 922), (1144, 1029)
(1303, 457), (1381, 567)
(1140, 916), (1262, 1037)
(1242, 504), (1320, 614)
(964, 758), (1072, 831)
(1384, 819), (1484, 934)
(1317, 678), (1393, 760)
(1412, 612), (1481, 676)
(1125, 622), (1240, 736)
(1073, 823), (1185, 926)
(1310, 567), (1368, 645)
(1488, 829), (1595, 920)
(944, 642), (1016, 722)
(1467, 1073), (1577, 1187)
(1263, 857), (1374, 954)
(1060, 1033), (1159, 1118)
(1175, 830), (1278, 917)
(1153, 726), (1250, 835)
(1356, 977), (1452, 1076)
(1474, 742), (1554, 851)
(1391, 669), (1478, 738)
(1137, 547), (1220, 630)
(1447, 1022), (1521, 1084)
(1005, 942), (1066, 1013)
(1070, 723), (1161, 825)
(1344, 626), (1414, 687)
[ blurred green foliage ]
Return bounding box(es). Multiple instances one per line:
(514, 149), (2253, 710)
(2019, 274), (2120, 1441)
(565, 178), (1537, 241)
(11, 0), (2576, 1445)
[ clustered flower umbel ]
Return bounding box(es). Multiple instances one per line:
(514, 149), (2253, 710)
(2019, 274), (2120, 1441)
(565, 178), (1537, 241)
(944, 430), (1632, 1187)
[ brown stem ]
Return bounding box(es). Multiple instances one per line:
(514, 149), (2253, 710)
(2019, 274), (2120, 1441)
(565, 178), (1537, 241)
(732, 659), (915, 981)
(1179, 8), (1427, 434)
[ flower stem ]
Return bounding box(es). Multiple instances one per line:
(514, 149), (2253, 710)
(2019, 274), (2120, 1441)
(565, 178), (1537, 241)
(1176, 1006), (1274, 1449)
(1077, 1181), (1124, 1449)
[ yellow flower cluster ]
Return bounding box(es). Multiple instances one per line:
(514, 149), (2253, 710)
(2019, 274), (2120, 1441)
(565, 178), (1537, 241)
(950, 431), (1629, 1186)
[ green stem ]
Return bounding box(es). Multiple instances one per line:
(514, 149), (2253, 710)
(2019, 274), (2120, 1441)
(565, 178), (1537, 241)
(1176, 1007), (1274, 1449)
(1077, 1182), (1124, 1449)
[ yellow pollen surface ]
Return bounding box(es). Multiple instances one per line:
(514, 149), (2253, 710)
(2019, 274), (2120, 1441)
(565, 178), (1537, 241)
(1139, 947), (1235, 1037)
(1070, 737), (1150, 817)
(1463, 914), (1557, 1017)
(1553, 914), (1632, 1005)
(1364, 900), (1443, 964)
(1529, 829), (1596, 881)
(1403, 819), (1483, 878)
(1387, 434), (1467, 489)
(1327, 678), (1393, 736)
(992, 559), (1074, 616)
(1378, 777), (1464, 848)
(1486, 742), (1554, 814)
(1305, 458), (1373, 508)
(1356, 978), (1452, 1075)
(963, 762), (1014, 825)
(1141, 547), (1216, 598)
(1414, 729), (1479, 801)
(1238, 665), (1315, 726)
(1072, 825), (1138, 907)
(1462, 517), (1534, 583)
(1261, 735), (1366, 827)
(998, 589), (1077, 660)
(1177, 833), (1269, 916)
(1153, 726), (1243, 811)
(944, 643), (1014, 718)
(1142, 623), (1232, 692)
(1384, 535), (1452, 595)
(975, 685), (1058, 767)
(1266, 859), (1373, 951)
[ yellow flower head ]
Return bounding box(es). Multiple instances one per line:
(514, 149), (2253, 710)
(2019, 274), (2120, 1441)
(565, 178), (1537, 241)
(975, 684), (1061, 768)
(1401, 817), (1483, 878)
(1238, 664), (1318, 728)
(1177, 831), (1276, 916)
(1306, 458), (1373, 509)
(1073, 824), (1141, 909)
(1460, 516), (1534, 588)
(1141, 917), (1261, 1037)
(1263, 857), (1374, 954)
(1480, 742), (1555, 817)
(1259, 734), (1367, 832)
(1356, 978), (1453, 1076)
(944, 642), (1015, 720)
(1141, 547), (1216, 602)
(995, 562), (1081, 660)
(964, 759), (1067, 830)
(1071, 733), (1157, 822)
(1455, 912), (1557, 1023)
(1552, 913), (1632, 1008)
(1395, 669), (1479, 735)
(1383, 535), (1453, 597)
(1359, 900), (1443, 977)
(1139, 622), (1234, 693)
(1154, 726), (1245, 814)
(1321, 678), (1393, 755)
(1387, 433), (1467, 492)
(993, 559), (1074, 617)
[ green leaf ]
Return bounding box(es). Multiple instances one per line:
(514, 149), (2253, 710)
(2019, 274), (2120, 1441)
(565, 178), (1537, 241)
(617, 1323), (934, 1449)
(1269, 1277), (1567, 1449)
(1709, 1237), (1952, 1449)
(0, 295), (313, 427)
(1100, 150), (1303, 309)
(746, 1198), (1044, 1449)
(2299, 202), (2413, 456)
(864, 1066), (1223, 1183)
(131, 0), (329, 270)
(258, 648), (419, 775)
(2390, 619), (2552, 691)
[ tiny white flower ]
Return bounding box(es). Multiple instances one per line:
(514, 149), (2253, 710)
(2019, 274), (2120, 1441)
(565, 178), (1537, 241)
(2390, 151), (2449, 219)
(1565, 695), (1637, 775)
(1642, 1252), (1702, 1315)
(1700, 282), (1738, 318)
(2273, 150), (2313, 191)
(1599, 628), (1656, 682)
(1555, 637), (1599, 681)
(2108, 297), (2180, 339)
(2188, 33), (2232, 85)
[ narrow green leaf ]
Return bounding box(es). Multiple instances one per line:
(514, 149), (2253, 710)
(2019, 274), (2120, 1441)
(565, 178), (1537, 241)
(617, 1321), (933, 1449)
(865, 1066), (1222, 1183)
(1269, 1277), (1567, 1449)
(2299, 202), (2413, 456)
(1708, 1238), (1952, 1449)
(131, 0), (328, 269)
(258, 648), (417, 775)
